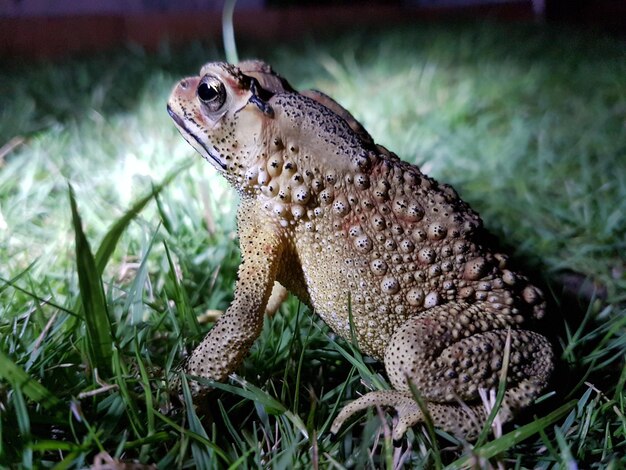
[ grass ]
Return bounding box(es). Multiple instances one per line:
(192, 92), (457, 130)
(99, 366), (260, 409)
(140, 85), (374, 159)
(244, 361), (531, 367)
(1, 21), (625, 468)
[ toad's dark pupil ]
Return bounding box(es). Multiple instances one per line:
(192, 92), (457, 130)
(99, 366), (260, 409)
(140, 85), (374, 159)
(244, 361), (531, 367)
(198, 83), (218, 102)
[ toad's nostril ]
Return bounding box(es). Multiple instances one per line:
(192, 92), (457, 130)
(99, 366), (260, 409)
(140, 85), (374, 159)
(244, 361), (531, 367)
(180, 80), (189, 90)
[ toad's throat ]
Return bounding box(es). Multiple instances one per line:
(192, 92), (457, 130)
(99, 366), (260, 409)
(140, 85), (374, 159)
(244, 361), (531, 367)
(167, 105), (226, 170)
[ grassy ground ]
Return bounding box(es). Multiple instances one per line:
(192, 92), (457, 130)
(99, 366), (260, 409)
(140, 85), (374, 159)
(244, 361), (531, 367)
(1, 21), (625, 468)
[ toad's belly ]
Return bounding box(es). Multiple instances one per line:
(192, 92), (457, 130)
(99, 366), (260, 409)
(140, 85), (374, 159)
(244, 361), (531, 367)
(292, 234), (411, 360)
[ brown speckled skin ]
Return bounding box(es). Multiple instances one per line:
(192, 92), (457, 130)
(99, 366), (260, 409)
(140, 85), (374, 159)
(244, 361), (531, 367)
(167, 61), (554, 440)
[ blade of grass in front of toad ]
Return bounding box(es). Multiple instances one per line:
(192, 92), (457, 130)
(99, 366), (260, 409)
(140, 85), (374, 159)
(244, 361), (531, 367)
(69, 184), (114, 375)
(445, 399), (578, 470)
(475, 328), (512, 446)
(406, 380), (442, 470)
(181, 376), (227, 469)
(325, 330), (387, 391)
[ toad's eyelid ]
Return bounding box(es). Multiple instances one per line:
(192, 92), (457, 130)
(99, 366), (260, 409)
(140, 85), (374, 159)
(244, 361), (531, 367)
(200, 76), (221, 87)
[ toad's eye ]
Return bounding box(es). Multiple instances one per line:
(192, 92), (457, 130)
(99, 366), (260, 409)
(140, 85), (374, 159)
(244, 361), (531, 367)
(197, 76), (226, 112)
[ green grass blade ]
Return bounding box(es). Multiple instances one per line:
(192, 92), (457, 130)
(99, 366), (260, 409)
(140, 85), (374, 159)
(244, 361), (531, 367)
(94, 162), (191, 276)
(124, 224), (159, 325)
(153, 407), (231, 464)
(29, 440), (82, 452)
(134, 335), (155, 437)
(192, 375), (309, 437)
(181, 376), (220, 469)
(13, 387), (33, 469)
(475, 328), (512, 446)
(111, 347), (144, 439)
(67, 163), (191, 324)
(51, 452), (81, 470)
(0, 274), (78, 318)
(69, 184), (114, 375)
(164, 241), (200, 335)
(0, 349), (60, 409)
(327, 336), (387, 391)
(217, 400), (246, 451)
(406, 380), (442, 470)
(123, 432), (170, 449)
(0, 260), (37, 295)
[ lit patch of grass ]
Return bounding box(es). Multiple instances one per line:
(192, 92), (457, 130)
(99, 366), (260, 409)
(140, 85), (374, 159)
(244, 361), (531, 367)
(1, 21), (625, 467)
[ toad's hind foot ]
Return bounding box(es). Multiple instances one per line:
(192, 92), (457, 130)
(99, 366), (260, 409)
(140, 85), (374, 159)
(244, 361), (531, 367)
(331, 390), (494, 440)
(330, 390), (422, 441)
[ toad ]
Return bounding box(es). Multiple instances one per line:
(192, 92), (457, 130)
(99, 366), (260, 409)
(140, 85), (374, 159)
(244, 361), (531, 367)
(167, 60), (553, 440)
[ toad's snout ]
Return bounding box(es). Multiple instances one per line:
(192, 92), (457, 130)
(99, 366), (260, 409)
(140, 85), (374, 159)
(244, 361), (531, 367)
(168, 76), (201, 107)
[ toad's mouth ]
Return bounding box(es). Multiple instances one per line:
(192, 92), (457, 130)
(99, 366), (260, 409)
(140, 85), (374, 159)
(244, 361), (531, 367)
(167, 105), (227, 171)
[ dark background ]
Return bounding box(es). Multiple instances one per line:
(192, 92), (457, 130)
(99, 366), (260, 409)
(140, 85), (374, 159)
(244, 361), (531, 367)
(1, 0), (624, 59)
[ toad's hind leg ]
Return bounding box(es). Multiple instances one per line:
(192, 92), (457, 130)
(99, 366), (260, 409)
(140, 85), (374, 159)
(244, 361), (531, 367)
(330, 379), (546, 440)
(331, 302), (554, 440)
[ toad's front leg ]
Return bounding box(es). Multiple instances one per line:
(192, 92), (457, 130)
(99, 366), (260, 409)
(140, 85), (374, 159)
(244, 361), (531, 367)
(184, 199), (283, 393)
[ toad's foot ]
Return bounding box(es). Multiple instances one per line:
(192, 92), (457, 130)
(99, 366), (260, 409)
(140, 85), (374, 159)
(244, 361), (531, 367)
(330, 390), (491, 441)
